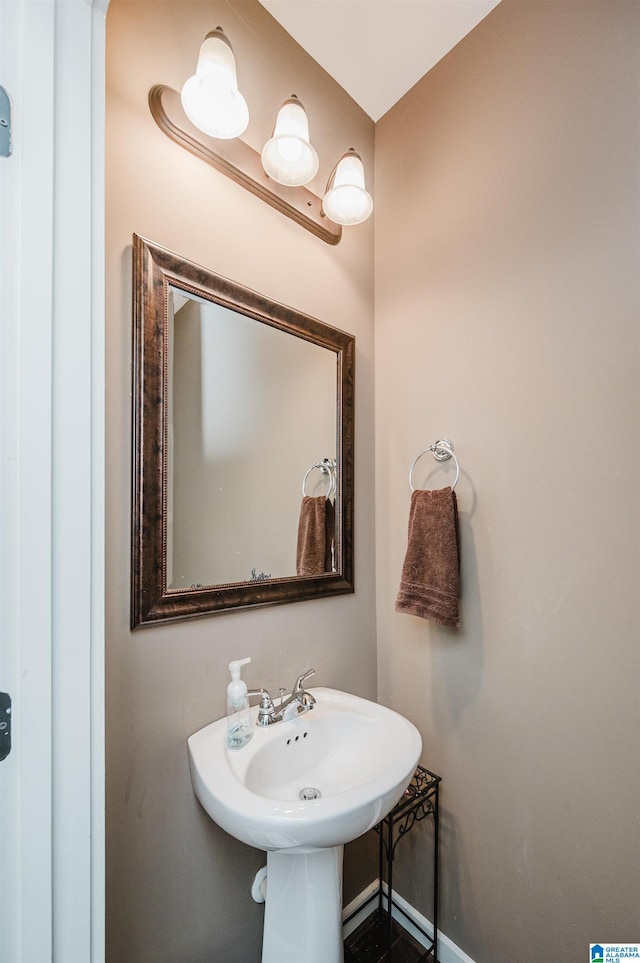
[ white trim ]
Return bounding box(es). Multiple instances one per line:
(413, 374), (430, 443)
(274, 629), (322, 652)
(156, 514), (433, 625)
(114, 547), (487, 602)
(0, 2), (55, 958)
(343, 880), (476, 963)
(51, 1), (106, 958)
(90, 4), (107, 956)
(342, 879), (381, 938)
(0, 1), (106, 959)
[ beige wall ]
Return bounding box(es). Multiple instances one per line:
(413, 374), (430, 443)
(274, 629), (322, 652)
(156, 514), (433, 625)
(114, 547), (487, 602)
(105, 2), (375, 960)
(375, 2), (640, 961)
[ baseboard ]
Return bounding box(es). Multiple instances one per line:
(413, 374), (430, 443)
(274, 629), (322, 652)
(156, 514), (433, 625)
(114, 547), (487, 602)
(342, 879), (380, 938)
(343, 880), (475, 963)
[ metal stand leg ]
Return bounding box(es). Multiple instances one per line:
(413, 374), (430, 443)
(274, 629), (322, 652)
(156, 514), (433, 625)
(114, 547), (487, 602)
(378, 828), (385, 917)
(433, 778), (439, 963)
(386, 839), (394, 960)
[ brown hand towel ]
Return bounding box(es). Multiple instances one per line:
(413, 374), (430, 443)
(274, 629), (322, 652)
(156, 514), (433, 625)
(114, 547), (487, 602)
(395, 487), (460, 627)
(296, 496), (334, 576)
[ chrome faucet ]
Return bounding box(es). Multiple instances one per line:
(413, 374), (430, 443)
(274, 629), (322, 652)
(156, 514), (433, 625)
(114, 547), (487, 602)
(248, 669), (316, 727)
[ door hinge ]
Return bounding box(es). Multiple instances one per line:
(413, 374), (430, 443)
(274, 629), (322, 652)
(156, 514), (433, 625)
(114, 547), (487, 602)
(0, 87), (11, 157)
(0, 692), (11, 760)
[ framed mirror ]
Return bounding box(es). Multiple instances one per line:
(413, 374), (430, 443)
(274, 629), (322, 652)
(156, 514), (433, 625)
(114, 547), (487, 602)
(131, 235), (354, 627)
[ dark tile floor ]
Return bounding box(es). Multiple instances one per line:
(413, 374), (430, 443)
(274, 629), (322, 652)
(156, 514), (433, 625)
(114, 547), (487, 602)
(344, 911), (435, 963)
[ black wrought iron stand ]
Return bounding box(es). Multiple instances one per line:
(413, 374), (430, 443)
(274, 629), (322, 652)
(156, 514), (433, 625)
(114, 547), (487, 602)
(374, 766), (441, 962)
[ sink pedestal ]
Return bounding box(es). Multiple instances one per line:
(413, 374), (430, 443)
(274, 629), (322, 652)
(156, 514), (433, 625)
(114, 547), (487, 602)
(262, 845), (344, 963)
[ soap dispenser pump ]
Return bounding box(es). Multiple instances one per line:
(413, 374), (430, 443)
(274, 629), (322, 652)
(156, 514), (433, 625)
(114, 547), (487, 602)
(226, 657), (253, 750)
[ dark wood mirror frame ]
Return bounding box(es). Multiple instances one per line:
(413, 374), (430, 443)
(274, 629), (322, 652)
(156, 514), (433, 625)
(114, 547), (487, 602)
(131, 235), (355, 628)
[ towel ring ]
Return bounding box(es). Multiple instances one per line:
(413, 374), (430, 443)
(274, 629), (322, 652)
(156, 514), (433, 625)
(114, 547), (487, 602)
(409, 439), (460, 492)
(302, 458), (335, 498)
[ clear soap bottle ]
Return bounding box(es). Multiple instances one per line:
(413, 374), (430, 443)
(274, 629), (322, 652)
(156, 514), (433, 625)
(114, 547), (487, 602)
(226, 657), (253, 750)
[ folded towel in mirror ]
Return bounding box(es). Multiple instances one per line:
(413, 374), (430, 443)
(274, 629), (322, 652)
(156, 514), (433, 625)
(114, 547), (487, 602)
(395, 487), (460, 627)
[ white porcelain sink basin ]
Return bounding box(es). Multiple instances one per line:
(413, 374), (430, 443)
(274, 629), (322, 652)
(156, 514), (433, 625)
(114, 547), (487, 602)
(188, 686), (421, 963)
(188, 687), (422, 852)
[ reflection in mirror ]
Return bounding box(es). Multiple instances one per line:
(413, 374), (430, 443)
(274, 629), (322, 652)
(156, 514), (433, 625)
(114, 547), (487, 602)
(167, 288), (336, 587)
(131, 235), (354, 627)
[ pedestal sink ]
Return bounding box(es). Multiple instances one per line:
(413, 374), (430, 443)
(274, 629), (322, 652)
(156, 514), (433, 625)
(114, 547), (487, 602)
(188, 687), (421, 963)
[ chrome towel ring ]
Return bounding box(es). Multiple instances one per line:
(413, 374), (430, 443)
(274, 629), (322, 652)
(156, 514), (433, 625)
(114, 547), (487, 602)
(409, 439), (460, 492)
(302, 458), (336, 498)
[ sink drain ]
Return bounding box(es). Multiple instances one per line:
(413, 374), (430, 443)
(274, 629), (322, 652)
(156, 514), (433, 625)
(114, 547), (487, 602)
(299, 786), (321, 800)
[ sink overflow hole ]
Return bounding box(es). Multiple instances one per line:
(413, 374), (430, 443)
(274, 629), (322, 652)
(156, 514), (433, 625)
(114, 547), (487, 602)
(286, 732), (309, 745)
(299, 786), (321, 800)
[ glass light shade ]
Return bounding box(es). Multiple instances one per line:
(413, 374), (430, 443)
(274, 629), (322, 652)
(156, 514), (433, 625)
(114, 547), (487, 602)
(180, 29), (249, 139)
(261, 97), (319, 187)
(322, 149), (373, 226)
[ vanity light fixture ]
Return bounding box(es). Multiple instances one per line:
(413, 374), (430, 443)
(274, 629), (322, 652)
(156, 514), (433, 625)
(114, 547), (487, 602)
(180, 28), (249, 139)
(261, 96), (319, 187)
(322, 149), (373, 227)
(149, 29), (373, 243)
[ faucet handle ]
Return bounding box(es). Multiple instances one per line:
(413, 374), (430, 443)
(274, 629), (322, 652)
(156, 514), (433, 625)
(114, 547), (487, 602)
(248, 688), (277, 727)
(247, 688), (273, 710)
(294, 668), (315, 691)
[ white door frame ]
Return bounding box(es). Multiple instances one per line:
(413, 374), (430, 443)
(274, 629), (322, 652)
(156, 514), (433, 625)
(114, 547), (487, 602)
(0, 1), (106, 959)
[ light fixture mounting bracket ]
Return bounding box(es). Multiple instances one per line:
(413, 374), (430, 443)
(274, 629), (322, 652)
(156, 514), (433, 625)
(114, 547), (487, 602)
(148, 85), (341, 245)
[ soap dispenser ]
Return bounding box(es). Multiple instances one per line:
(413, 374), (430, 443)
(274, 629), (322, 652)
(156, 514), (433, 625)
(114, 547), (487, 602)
(226, 657), (253, 750)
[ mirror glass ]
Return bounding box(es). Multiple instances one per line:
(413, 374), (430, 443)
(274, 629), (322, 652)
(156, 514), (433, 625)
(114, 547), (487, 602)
(167, 288), (336, 587)
(131, 235), (354, 627)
